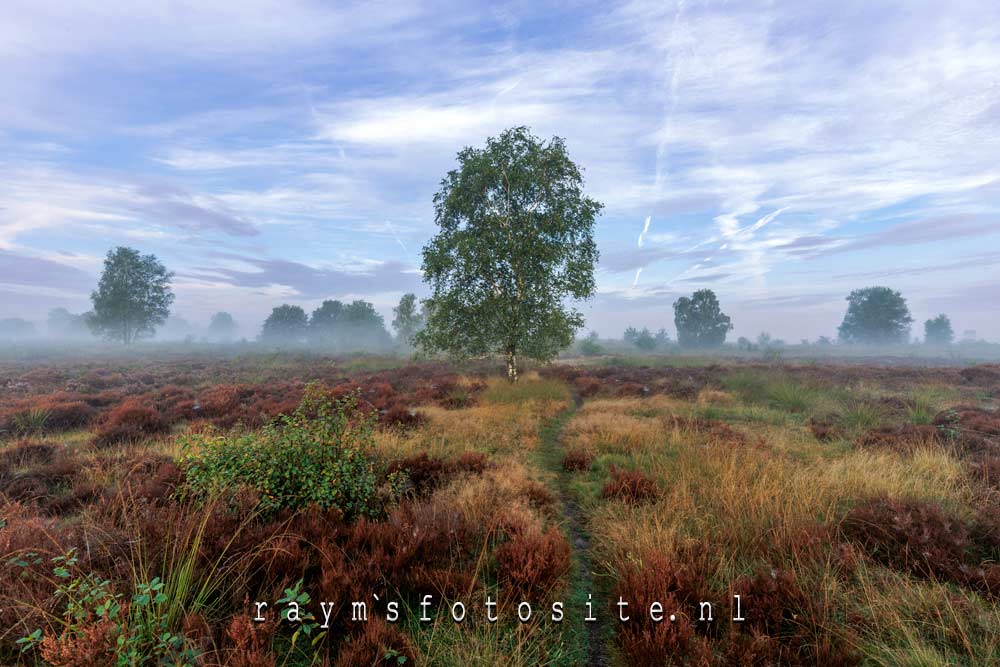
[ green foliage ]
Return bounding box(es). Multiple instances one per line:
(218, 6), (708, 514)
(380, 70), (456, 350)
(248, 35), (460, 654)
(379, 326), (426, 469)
(924, 314), (954, 345)
(839, 399), (885, 432)
(723, 370), (818, 414)
(16, 550), (198, 666)
(278, 579), (326, 655)
(624, 326), (659, 351)
(88, 247), (174, 345)
(579, 331), (603, 356)
(259, 304), (308, 344)
(837, 286), (913, 344)
(392, 293), (426, 346)
(417, 126), (603, 381)
(10, 407), (51, 435)
(310, 299), (391, 349)
(673, 289), (733, 348)
(207, 311), (237, 341)
(907, 390), (939, 425)
(179, 384), (402, 519)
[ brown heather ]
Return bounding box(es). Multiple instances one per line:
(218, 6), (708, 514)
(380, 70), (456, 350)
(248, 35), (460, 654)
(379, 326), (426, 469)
(2, 357), (1000, 665)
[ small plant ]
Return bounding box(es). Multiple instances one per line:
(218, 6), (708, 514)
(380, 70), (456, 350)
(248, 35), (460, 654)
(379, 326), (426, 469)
(180, 383), (404, 519)
(333, 617), (417, 666)
(277, 579), (325, 655)
(93, 400), (168, 447)
(11, 408), (51, 435)
(841, 495), (969, 581)
(906, 392), (937, 425)
(562, 447), (595, 472)
(495, 526), (571, 601)
(16, 550), (199, 667)
(601, 467), (661, 503)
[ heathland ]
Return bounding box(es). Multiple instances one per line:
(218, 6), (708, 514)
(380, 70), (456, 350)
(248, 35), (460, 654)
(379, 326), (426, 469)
(1, 352), (998, 666)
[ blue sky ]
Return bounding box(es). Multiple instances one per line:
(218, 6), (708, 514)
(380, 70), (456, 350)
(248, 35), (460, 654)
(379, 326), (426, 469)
(1, 0), (999, 341)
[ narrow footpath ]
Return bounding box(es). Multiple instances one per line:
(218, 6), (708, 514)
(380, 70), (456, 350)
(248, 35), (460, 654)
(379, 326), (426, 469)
(536, 392), (610, 667)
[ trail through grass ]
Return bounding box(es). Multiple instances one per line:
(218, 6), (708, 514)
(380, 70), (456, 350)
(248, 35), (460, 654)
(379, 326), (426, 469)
(533, 392), (610, 667)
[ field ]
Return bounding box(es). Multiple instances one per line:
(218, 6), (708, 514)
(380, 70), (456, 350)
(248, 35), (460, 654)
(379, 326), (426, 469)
(1, 354), (999, 666)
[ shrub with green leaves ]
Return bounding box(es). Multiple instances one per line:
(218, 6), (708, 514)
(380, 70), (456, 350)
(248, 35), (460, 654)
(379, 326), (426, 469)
(15, 550), (198, 666)
(179, 384), (402, 519)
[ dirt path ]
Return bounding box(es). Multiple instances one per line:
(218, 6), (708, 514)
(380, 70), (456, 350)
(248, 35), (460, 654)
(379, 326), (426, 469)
(537, 393), (611, 667)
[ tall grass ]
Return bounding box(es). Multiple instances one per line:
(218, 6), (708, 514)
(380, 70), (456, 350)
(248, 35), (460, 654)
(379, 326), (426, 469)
(840, 400), (885, 432)
(10, 408), (51, 435)
(481, 376), (571, 405)
(723, 369), (822, 414)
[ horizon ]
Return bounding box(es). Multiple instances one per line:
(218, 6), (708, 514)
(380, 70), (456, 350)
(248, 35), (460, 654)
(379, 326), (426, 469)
(2, 1), (999, 342)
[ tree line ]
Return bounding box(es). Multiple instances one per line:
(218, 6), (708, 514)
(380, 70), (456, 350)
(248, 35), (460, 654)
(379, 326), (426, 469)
(2, 127), (970, 378)
(612, 285), (957, 352)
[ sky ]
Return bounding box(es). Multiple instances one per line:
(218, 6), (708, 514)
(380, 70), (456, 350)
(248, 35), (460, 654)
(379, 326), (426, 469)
(1, 0), (999, 341)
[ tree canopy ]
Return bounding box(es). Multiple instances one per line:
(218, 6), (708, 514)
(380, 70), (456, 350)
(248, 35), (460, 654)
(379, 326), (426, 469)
(309, 299), (390, 350)
(416, 126), (602, 381)
(924, 314), (954, 345)
(673, 289), (732, 348)
(88, 247), (174, 345)
(260, 305), (308, 344)
(208, 312), (238, 341)
(624, 326), (668, 351)
(837, 286), (913, 344)
(392, 293), (425, 346)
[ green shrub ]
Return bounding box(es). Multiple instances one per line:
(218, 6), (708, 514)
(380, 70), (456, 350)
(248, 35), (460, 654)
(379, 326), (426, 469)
(179, 383), (402, 519)
(10, 408), (51, 435)
(15, 550), (198, 666)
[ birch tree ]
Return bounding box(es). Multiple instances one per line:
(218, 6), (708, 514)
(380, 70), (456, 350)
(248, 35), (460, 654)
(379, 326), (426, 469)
(417, 127), (602, 381)
(88, 247), (173, 345)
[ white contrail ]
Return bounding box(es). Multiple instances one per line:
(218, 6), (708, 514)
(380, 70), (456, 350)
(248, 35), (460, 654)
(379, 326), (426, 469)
(665, 206), (790, 287)
(632, 267), (643, 288)
(638, 0), (687, 289)
(637, 215), (652, 247)
(385, 220), (409, 255)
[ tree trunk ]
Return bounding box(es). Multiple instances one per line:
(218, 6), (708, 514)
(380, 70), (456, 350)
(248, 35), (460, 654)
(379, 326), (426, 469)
(506, 349), (518, 383)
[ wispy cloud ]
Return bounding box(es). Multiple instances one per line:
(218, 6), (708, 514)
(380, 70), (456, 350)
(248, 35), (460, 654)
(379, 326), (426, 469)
(2, 0), (1000, 339)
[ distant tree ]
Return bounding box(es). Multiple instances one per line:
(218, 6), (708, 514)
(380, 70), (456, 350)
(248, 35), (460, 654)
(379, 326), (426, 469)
(816, 336), (834, 346)
(208, 312), (238, 341)
(309, 299), (390, 349)
(579, 331), (603, 356)
(0, 318), (37, 340)
(46, 308), (91, 339)
(673, 289), (733, 348)
(737, 336), (754, 351)
(417, 126), (602, 381)
(341, 300), (390, 347)
(633, 327), (657, 351)
(309, 299), (346, 344)
(392, 293), (425, 345)
(260, 305), (308, 344)
(88, 247), (174, 345)
(623, 326), (670, 351)
(757, 332), (772, 348)
(837, 286), (912, 344)
(924, 314), (954, 345)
